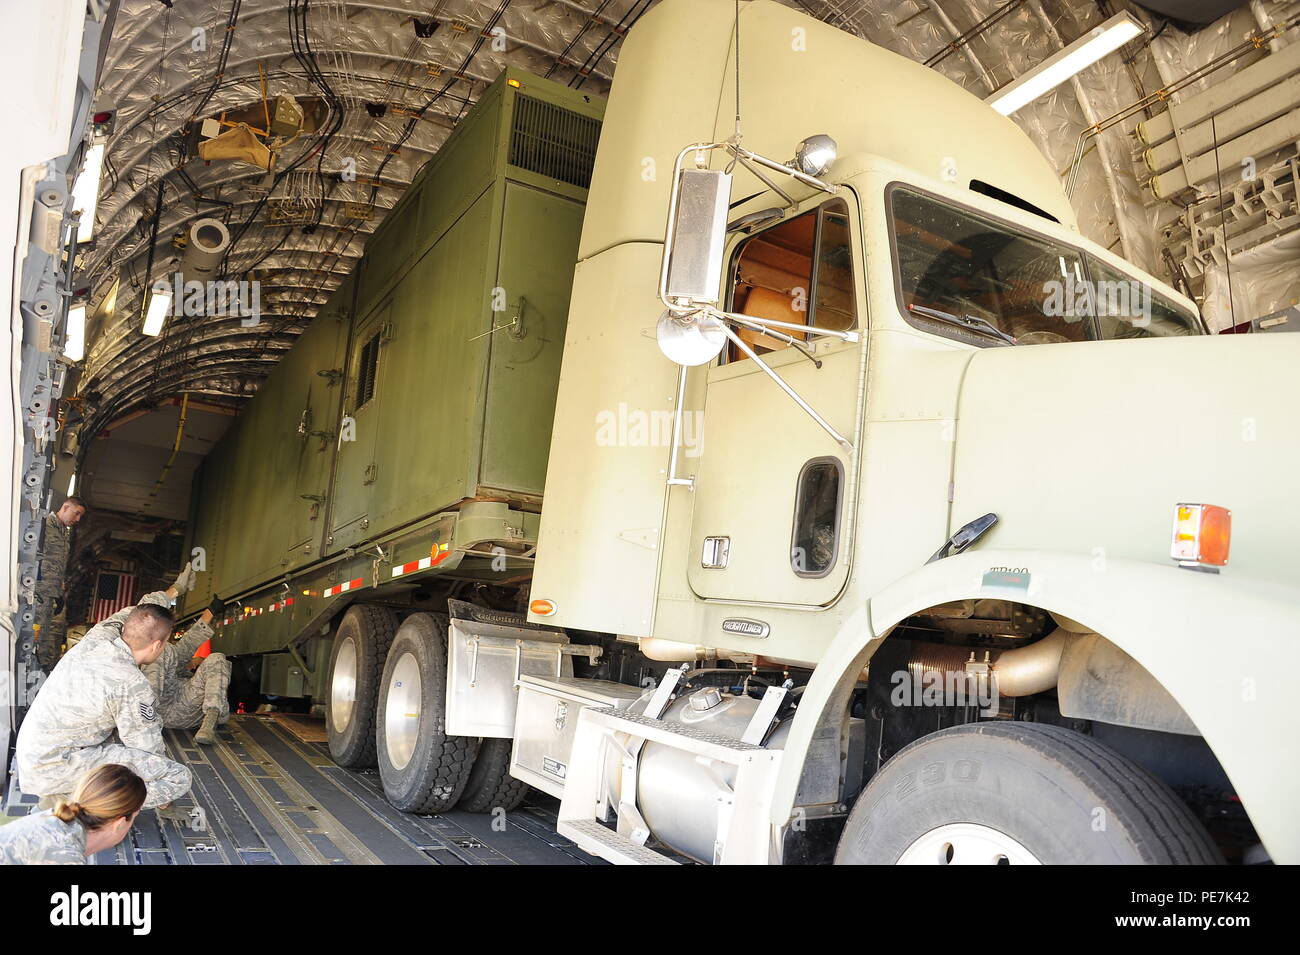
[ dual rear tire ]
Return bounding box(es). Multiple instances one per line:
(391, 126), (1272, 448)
(325, 607), (529, 815)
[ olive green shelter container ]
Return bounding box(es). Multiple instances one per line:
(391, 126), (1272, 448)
(181, 69), (604, 676)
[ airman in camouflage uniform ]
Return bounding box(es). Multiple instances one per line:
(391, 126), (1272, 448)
(0, 763), (146, 864)
(0, 810), (88, 865)
(144, 592), (230, 745)
(15, 564), (198, 809)
(33, 497), (86, 669)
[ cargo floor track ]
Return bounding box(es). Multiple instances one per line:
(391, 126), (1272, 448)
(2, 714), (602, 865)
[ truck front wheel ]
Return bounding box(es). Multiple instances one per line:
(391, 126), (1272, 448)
(834, 722), (1222, 865)
(376, 613), (479, 813)
(326, 605), (399, 768)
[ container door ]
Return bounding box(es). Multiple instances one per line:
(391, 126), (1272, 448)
(285, 291), (350, 569)
(327, 301), (389, 549)
(686, 197), (864, 607)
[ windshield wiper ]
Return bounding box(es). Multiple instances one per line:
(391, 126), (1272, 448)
(908, 304), (1017, 345)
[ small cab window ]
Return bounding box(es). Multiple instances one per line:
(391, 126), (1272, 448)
(890, 186), (1091, 347)
(726, 200), (856, 362)
(1087, 259), (1200, 339)
(790, 457), (842, 578)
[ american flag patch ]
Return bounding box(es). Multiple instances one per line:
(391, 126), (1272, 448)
(138, 701), (157, 723)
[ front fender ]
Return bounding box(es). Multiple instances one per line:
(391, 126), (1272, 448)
(775, 549), (1300, 863)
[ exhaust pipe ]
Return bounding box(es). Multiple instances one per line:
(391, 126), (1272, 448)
(905, 627), (1072, 698)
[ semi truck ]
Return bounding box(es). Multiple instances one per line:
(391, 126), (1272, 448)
(176, 0), (1299, 865)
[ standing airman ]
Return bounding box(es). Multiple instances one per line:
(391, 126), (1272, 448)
(33, 496), (87, 669)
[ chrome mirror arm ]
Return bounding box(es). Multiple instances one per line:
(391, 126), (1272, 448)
(714, 319), (853, 454)
(724, 313), (821, 366)
(666, 364), (695, 489)
(714, 307), (858, 344)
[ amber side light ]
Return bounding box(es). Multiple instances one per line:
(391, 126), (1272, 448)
(530, 598), (556, 616)
(1172, 503), (1231, 568)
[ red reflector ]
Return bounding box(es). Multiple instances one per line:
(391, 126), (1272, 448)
(92, 111), (113, 124)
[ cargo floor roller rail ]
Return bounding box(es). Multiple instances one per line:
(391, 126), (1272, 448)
(176, 1), (1298, 865)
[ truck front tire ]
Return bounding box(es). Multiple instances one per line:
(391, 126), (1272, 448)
(834, 722), (1222, 865)
(376, 613), (479, 813)
(326, 604), (399, 768)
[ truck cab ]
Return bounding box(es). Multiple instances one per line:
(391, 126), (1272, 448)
(520, 0), (1299, 865)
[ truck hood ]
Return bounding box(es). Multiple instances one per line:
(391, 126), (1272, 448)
(949, 334), (1300, 590)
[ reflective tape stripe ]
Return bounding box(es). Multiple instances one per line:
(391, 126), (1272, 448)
(390, 556), (434, 578)
(324, 577), (364, 597)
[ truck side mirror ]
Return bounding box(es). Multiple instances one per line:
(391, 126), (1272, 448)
(662, 167), (732, 306)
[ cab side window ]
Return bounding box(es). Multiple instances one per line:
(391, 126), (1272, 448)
(791, 457), (842, 577)
(726, 200), (856, 362)
(1088, 259), (1200, 339)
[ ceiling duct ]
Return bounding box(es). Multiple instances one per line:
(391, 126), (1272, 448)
(179, 218), (231, 282)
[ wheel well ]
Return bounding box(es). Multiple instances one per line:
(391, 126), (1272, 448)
(790, 597), (1261, 863)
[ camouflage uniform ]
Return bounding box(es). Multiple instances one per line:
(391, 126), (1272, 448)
(15, 591), (192, 809)
(33, 511), (71, 668)
(143, 617), (230, 729)
(0, 810), (86, 865)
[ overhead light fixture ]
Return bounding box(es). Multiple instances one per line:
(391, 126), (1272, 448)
(142, 286), (172, 337)
(67, 473), (77, 496)
(986, 12), (1145, 116)
(64, 304), (86, 361)
(71, 142), (105, 243)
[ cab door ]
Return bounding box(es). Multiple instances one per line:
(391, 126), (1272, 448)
(686, 196), (864, 606)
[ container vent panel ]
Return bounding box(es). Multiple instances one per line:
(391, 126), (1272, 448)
(508, 95), (601, 189)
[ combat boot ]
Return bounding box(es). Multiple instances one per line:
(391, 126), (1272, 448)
(195, 707), (221, 745)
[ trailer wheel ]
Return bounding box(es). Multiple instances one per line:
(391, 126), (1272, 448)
(376, 613), (479, 813)
(834, 722), (1222, 865)
(326, 604), (399, 769)
(457, 738), (529, 813)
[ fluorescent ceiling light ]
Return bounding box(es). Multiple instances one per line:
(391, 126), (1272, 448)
(986, 13), (1145, 116)
(142, 288), (171, 337)
(64, 303), (86, 361)
(67, 473), (77, 496)
(71, 142), (105, 243)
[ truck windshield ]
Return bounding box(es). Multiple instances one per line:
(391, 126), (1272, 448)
(889, 186), (1200, 346)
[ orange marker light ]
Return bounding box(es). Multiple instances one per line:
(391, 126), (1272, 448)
(507, 78), (523, 89)
(530, 598), (556, 616)
(1171, 503), (1231, 568)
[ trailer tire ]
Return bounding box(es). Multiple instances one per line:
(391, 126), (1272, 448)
(834, 722), (1222, 865)
(376, 613), (479, 813)
(326, 604), (399, 769)
(457, 738), (529, 813)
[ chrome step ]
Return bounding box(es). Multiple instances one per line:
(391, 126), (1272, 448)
(558, 819), (681, 865)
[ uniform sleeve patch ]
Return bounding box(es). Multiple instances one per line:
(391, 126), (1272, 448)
(138, 701), (157, 723)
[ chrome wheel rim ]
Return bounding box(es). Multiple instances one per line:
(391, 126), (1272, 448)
(898, 823), (1041, 865)
(330, 636), (358, 734)
(384, 651), (422, 771)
